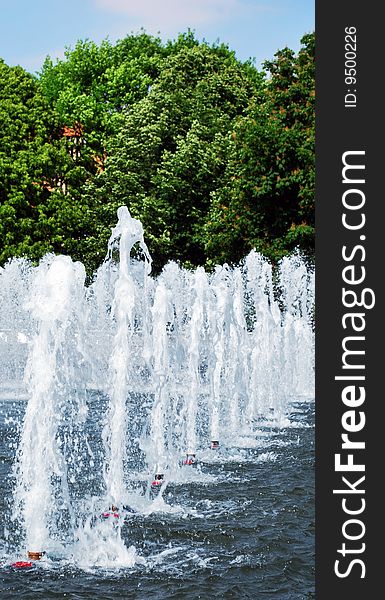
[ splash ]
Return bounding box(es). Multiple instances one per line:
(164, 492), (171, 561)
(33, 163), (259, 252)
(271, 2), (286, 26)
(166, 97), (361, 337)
(0, 206), (314, 565)
(12, 255), (86, 554)
(102, 206), (151, 507)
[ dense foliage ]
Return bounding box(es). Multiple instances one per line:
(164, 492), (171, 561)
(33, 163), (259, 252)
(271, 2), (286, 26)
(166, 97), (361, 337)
(205, 33), (315, 265)
(0, 32), (314, 274)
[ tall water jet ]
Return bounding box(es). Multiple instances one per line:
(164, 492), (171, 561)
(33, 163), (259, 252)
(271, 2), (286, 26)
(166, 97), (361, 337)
(2, 205), (316, 570)
(12, 255), (86, 554)
(279, 254), (315, 400)
(102, 206), (151, 506)
(147, 281), (173, 471)
(244, 252), (285, 424)
(146, 262), (187, 469)
(227, 267), (249, 438)
(184, 268), (207, 455)
(207, 268), (231, 445)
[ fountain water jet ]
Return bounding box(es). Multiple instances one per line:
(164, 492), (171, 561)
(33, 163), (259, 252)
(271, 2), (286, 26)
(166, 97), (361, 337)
(12, 255), (86, 555)
(102, 206), (151, 507)
(0, 207), (314, 567)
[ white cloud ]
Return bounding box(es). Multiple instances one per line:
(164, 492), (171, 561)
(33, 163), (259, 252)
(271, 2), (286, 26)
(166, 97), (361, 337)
(94, 0), (251, 31)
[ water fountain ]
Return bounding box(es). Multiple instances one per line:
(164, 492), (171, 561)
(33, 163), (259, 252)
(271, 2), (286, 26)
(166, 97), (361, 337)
(0, 206), (314, 571)
(12, 255), (86, 558)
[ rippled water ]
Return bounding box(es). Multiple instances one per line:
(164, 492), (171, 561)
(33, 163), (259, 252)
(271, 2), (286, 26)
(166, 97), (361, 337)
(0, 399), (314, 599)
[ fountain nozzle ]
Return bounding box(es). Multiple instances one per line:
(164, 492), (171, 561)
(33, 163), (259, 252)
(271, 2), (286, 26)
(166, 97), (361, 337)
(183, 453), (196, 465)
(27, 551), (45, 561)
(151, 472), (164, 487)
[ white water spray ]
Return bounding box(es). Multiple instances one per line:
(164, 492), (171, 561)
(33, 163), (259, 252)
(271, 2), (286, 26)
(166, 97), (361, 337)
(0, 207), (314, 565)
(102, 206), (151, 506)
(12, 255), (86, 553)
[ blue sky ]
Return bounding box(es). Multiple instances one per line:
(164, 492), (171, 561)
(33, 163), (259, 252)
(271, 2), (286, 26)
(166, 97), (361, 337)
(0, 0), (314, 73)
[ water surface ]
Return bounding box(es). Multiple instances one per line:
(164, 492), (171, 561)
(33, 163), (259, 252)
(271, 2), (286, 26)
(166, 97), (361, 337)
(0, 399), (314, 599)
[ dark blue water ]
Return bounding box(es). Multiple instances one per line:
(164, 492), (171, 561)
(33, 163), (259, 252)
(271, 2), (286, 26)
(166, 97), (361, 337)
(0, 400), (314, 599)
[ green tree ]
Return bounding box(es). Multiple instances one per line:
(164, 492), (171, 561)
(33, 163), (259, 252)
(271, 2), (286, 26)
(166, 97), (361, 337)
(0, 60), (103, 268)
(88, 42), (262, 271)
(0, 33), (204, 272)
(204, 32), (315, 265)
(38, 32), (200, 160)
(0, 33), (315, 275)
(0, 60), (64, 263)
(28, 32), (208, 272)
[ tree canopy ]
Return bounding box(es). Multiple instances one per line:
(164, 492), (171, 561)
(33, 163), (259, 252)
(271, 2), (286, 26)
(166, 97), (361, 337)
(204, 33), (315, 265)
(0, 31), (314, 275)
(87, 42), (263, 271)
(0, 60), (67, 263)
